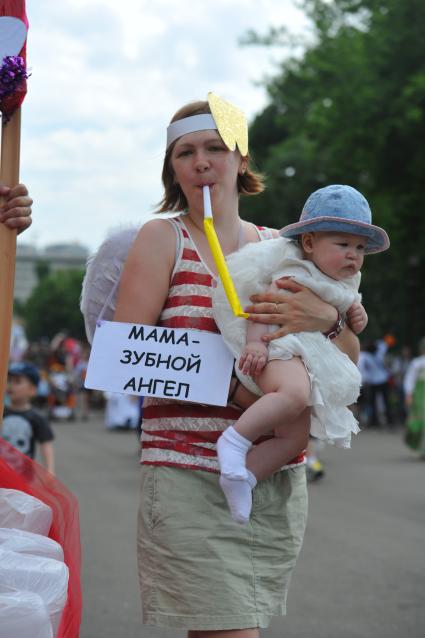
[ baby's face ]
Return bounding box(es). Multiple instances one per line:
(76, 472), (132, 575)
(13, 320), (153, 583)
(302, 232), (366, 280)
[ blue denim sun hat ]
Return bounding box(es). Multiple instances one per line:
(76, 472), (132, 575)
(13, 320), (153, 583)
(280, 184), (390, 254)
(8, 362), (40, 387)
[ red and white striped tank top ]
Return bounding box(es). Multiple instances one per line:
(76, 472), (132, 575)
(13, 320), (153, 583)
(141, 217), (305, 473)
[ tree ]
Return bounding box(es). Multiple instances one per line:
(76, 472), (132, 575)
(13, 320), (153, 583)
(242, 0), (425, 346)
(23, 269), (86, 341)
(34, 259), (51, 282)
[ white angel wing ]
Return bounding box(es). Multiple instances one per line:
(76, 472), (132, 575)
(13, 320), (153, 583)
(80, 224), (141, 343)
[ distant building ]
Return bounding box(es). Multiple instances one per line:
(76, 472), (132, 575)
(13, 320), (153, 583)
(14, 242), (89, 303)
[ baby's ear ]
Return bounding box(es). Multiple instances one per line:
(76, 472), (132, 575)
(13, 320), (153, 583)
(301, 232), (314, 253)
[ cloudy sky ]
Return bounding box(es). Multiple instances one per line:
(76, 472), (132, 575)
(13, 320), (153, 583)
(16, 0), (310, 252)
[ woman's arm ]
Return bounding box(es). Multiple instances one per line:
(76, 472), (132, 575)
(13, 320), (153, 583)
(245, 277), (360, 363)
(333, 325), (360, 364)
(245, 277), (338, 340)
(114, 219), (176, 325)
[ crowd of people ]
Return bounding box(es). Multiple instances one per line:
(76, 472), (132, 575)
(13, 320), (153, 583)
(2, 324), (144, 475)
(9, 326), (90, 422)
(306, 335), (422, 481)
(2, 328), (91, 476)
(357, 336), (412, 429)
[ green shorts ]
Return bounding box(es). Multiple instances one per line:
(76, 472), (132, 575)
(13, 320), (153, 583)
(137, 464), (308, 631)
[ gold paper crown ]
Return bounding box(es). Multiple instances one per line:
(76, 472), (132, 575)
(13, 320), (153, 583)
(207, 92), (248, 156)
(166, 92), (249, 154)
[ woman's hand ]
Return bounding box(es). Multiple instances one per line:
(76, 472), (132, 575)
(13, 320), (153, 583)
(0, 183), (33, 234)
(245, 277), (338, 342)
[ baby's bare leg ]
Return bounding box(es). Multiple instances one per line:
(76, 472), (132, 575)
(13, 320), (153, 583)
(217, 358), (310, 523)
(231, 358), (310, 476)
(218, 358), (309, 476)
(235, 357), (310, 440)
(247, 408), (311, 481)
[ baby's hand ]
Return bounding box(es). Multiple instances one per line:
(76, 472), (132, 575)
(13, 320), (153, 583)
(239, 342), (268, 377)
(347, 303), (368, 334)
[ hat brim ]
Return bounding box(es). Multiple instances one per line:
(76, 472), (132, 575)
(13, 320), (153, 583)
(279, 216), (390, 254)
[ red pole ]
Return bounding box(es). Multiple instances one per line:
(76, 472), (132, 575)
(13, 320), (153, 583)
(0, 0), (28, 417)
(0, 107), (21, 418)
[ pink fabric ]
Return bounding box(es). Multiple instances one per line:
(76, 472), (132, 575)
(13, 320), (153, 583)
(0, 438), (82, 638)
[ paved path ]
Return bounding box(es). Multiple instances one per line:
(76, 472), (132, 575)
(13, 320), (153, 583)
(52, 415), (425, 638)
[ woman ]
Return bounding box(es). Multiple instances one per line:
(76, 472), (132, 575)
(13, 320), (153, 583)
(114, 96), (359, 638)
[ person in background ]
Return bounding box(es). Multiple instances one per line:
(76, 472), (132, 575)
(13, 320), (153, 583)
(9, 319), (28, 363)
(1, 362), (55, 474)
(305, 436), (325, 482)
(403, 337), (425, 457)
(357, 341), (375, 427)
(47, 332), (81, 420)
(74, 343), (91, 421)
(361, 338), (394, 427)
(390, 344), (412, 424)
(104, 392), (140, 430)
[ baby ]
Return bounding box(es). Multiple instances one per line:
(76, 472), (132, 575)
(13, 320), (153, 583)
(213, 184), (390, 523)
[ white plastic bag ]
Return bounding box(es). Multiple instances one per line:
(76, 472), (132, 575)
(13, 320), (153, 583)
(0, 586), (53, 638)
(0, 528), (64, 562)
(0, 489), (52, 535)
(0, 548), (68, 637)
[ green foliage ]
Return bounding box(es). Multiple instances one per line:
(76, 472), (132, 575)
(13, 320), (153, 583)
(13, 298), (26, 318)
(242, 0), (425, 347)
(22, 269), (86, 341)
(34, 259), (51, 283)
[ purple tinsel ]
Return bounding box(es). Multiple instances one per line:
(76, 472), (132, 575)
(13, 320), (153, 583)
(0, 55), (29, 99)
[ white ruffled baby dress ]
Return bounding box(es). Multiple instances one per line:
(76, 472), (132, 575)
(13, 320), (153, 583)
(212, 237), (362, 448)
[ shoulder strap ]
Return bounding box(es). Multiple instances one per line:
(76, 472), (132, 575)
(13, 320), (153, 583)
(164, 217), (183, 276)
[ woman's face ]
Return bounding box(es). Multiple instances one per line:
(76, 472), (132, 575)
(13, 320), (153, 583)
(170, 129), (246, 215)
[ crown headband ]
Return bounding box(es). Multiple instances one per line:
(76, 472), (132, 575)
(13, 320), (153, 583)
(165, 92), (248, 156)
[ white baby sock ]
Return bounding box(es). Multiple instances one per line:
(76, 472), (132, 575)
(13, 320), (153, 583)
(216, 425), (253, 479)
(219, 470), (257, 525)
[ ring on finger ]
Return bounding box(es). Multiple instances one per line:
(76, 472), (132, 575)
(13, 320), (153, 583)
(274, 302), (280, 312)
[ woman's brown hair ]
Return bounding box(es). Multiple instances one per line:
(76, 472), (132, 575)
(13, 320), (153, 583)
(156, 100), (265, 213)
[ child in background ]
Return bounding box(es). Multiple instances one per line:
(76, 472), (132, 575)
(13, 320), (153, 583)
(214, 184), (390, 523)
(1, 362), (55, 474)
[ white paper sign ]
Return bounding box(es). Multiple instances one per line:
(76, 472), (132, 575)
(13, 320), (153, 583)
(85, 320), (234, 406)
